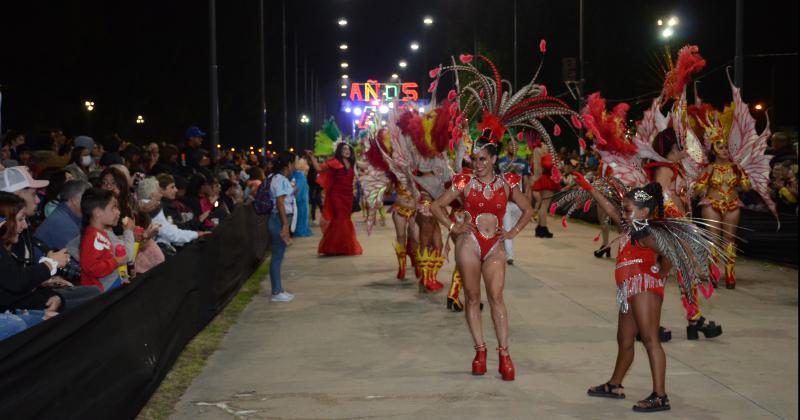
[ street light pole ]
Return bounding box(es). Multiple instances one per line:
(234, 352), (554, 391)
(209, 0), (220, 158)
(513, 0), (518, 88)
(259, 0), (267, 156)
(577, 0), (585, 114)
(282, 0), (288, 150)
(734, 0), (744, 88)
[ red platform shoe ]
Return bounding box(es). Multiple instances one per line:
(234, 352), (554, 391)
(472, 343), (487, 375)
(497, 346), (515, 381)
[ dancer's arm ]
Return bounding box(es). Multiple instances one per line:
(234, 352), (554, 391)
(573, 171), (622, 225)
(304, 150), (323, 172)
(505, 187), (534, 240)
(431, 188), (473, 236)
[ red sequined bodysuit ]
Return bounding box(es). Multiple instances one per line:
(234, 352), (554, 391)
(615, 235), (666, 313)
(451, 172), (521, 261)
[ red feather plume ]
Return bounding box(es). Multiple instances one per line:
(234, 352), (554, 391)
(582, 92), (637, 155)
(431, 100), (455, 153)
(663, 45), (706, 99)
(365, 136), (390, 172)
(477, 111), (506, 144)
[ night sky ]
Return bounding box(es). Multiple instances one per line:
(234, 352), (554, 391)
(1, 0), (796, 151)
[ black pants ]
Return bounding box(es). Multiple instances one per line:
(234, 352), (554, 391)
(309, 186), (323, 221)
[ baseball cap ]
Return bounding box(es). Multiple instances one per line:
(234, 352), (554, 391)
(185, 126), (206, 139)
(75, 135), (95, 150)
(0, 166), (50, 192)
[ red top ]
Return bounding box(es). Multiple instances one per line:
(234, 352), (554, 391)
(79, 226), (118, 291)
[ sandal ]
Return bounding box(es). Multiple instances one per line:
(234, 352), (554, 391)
(587, 382), (625, 399)
(632, 392), (670, 412)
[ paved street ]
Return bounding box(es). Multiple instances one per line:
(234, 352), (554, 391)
(173, 216), (798, 420)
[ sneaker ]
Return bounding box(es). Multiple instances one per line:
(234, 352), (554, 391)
(271, 292), (295, 302)
(283, 290), (295, 298)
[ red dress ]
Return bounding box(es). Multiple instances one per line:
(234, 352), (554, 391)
(317, 158), (363, 256)
(615, 235), (666, 312)
(532, 153), (561, 191)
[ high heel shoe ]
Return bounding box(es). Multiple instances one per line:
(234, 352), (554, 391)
(593, 246), (611, 258)
(472, 343), (487, 375)
(497, 346), (515, 381)
(686, 316), (723, 340)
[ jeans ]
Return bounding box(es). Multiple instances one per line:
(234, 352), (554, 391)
(0, 310), (46, 340)
(268, 213), (288, 294)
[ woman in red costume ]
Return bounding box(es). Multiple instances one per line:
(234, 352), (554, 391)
(530, 139), (560, 238)
(431, 129), (534, 381)
(306, 143), (363, 256)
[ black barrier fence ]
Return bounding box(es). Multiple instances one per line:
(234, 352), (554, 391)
(0, 205), (269, 419)
(552, 191), (798, 265)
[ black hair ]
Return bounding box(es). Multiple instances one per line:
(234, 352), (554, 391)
(624, 182), (664, 219)
(80, 188), (115, 231)
(69, 146), (88, 167)
(186, 174), (208, 197)
(474, 128), (501, 174)
(271, 151), (296, 175)
(652, 127), (678, 159)
(334, 143), (356, 167)
(44, 170), (70, 202)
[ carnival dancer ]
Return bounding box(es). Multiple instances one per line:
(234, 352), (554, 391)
(432, 128), (534, 380)
(562, 172), (730, 412)
(498, 135), (531, 264)
(427, 47), (580, 376)
(686, 71), (779, 290)
(306, 119), (363, 256)
(531, 138), (561, 238)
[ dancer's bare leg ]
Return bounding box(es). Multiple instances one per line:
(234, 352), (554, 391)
(609, 309), (636, 387)
(392, 211), (408, 246)
(483, 248), (509, 353)
(632, 292), (666, 396)
(538, 191), (553, 228)
(455, 236), (484, 346)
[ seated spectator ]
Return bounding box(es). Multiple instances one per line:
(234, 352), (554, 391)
(40, 169), (73, 217)
(100, 134), (124, 167)
(182, 174), (215, 229)
(137, 177), (208, 249)
(219, 179), (244, 213)
(35, 180), (90, 250)
(132, 209), (164, 274)
(149, 144), (179, 176)
(157, 174), (201, 230)
(0, 192), (67, 326)
(245, 167), (265, 200)
(79, 188), (127, 292)
(64, 146), (93, 183)
(2, 130), (26, 161)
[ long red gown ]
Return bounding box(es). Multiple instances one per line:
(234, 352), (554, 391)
(317, 158), (363, 256)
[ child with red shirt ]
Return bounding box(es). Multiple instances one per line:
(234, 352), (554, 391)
(79, 188), (127, 292)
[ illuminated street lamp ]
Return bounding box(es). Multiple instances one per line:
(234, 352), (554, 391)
(339, 43), (348, 50)
(338, 18), (347, 27)
(391, 73), (399, 80)
(410, 42), (420, 51)
(658, 15), (679, 39)
(399, 60), (407, 68)
(340, 92), (346, 97)
(135, 115), (145, 124)
(84, 100), (95, 111)
(300, 114), (310, 124)
(423, 16), (433, 26)
(340, 62), (349, 68)
(754, 103), (765, 111)
(661, 27), (674, 39)
(341, 84), (347, 89)
(341, 74), (349, 79)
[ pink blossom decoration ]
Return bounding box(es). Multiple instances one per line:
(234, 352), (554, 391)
(571, 114), (583, 129)
(428, 67), (441, 78)
(539, 39), (547, 53)
(459, 54), (473, 64)
(447, 89), (458, 101)
(578, 138), (587, 151)
(427, 80), (438, 93)
(553, 123), (561, 136)
(549, 202), (558, 216)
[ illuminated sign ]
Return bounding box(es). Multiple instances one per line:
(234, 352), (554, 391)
(349, 79), (419, 103)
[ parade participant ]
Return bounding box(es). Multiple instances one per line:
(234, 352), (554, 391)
(562, 172), (730, 412)
(530, 139), (560, 238)
(686, 72), (779, 290)
(291, 158), (313, 237)
(306, 142), (362, 256)
(497, 135), (531, 264)
(431, 128), (534, 380)
(428, 48), (579, 375)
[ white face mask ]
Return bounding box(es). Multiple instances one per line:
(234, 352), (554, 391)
(81, 155), (93, 167)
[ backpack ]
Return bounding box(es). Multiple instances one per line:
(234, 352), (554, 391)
(253, 175), (274, 215)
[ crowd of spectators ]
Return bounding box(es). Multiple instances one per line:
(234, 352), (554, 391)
(0, 125), (270, 340)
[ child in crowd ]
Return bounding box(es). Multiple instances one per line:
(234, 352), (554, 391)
(79, 188), (127, 292)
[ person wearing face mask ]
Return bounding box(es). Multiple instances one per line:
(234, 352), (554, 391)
(64, 146), (94, 183)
